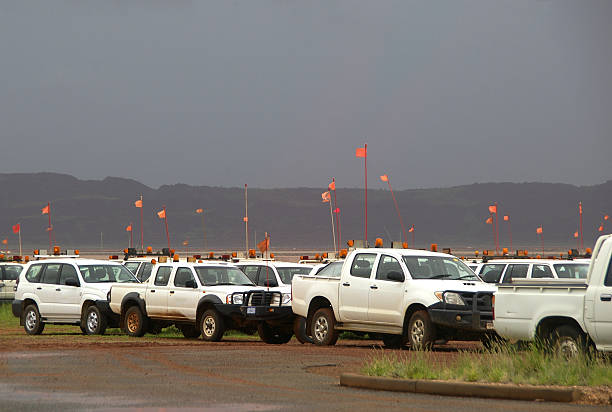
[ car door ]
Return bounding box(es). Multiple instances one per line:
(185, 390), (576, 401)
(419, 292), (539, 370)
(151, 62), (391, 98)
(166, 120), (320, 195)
(57, 264), (82, 317)
(240, 265), (263, 285)
(256, 264), (278, 289)
(590, 250), (612, 346)
(338, 253), (376, 322)
(146, 266), (172, 317)
(368, 255), (406, 325)
(37, 263), (62, 317)
(500, 264), (529, 283)
(167, 267), (199, 320)
(137, 262), (154, 283)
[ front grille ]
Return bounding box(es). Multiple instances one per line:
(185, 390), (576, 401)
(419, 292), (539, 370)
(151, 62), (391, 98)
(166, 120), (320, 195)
(458, 291), (493, 312)
(248, 291), (273, 306)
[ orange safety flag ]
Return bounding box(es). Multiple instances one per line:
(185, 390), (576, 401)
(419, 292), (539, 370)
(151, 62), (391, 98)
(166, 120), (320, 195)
(257, 237), (270, 253)
(12, 224), (20, 234)
(573, 231), (579, 238)
(536, 227), (543, 234)
(485, 217), (493, 224)
(380, 174), (389, 182)
(157, 209), (166, 219)
(243, 216), (248, 222)
(488, 205), (497, 214)
(334, 207), (340, 213)
(46, 226), (53, 232)
(408, 225), (414, 233)
(134, 199), (143, 208)
(321, 191), (331, 203)
(41, 204), (49, 215)
(598, 225), (604, 232)
(125, 224), (132, 232)
(503, 215), (509, 221)
(605, 215), (609, 221)
(355, 146), (367, 158)
(182, 240), (189, 246)
(579, 202), (582, 215)
(328, 181), (336, 191)
(1, 239), (7, 245)
(196, 208), (203, 214)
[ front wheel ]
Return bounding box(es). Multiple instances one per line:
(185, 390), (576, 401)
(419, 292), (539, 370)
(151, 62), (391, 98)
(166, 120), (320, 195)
(551, 325), (586, 358)
(83, 305), (108, 335)
(310, 308), (339, 346)
(124, 306), (147, 337)
(258, 322), (293, 344)
(200, 309), (225, 342)
(23, 304), (45, 335)
(407, 310), (435, 350)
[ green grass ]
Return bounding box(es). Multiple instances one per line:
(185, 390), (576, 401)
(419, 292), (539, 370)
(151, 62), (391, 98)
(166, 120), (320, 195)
(362, 343), (612, 387)
(0, 302), (14, 326)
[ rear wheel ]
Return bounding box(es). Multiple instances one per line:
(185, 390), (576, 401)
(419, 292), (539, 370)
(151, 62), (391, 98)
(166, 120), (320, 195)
(407, 310), (435, 350)
(200, 309), (225, 342)
(23, 304), (45, 335)
(83, 305), (108, 335)
(124, 306), (147, 337)
(551, 325), (586, 358)
(310, 308), (339, 346)
(258, 322), (293, 344)
(293, 316), (312, 344)
(179, 324), (201, 339)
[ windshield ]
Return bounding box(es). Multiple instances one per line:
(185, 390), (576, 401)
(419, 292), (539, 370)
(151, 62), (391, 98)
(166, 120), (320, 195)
(316, 261), (343, 277)
(195, 266), (255, 286)
(79, 265), (139, 283)
(123, 262), (140, 274)
(276, 267), (313, 284)
(402, 256), (479, 280)
(554, 263), (589, 279)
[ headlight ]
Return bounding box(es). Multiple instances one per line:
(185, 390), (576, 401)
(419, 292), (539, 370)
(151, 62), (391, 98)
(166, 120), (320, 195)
(231, 294), (243, 305)
(282, 293), (291, 305)
(443, 292), (466, 306)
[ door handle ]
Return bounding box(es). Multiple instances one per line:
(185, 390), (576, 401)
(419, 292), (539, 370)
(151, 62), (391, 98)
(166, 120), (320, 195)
(370, 285), (378, 289)
(150, 290), (156, 293)
(342, 282), (350, 287)
(56, 288), (61, 292)
(36, 287), (42, 290)
(601, 294), (612, 302)
(169, 291), (175, 294)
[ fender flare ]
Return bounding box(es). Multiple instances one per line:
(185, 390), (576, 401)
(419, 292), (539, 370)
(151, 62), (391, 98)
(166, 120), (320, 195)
(120, 292), (147, 316)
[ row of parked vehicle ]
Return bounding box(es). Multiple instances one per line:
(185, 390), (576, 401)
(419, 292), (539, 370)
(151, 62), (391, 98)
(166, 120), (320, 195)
(7, 235), (612, 356)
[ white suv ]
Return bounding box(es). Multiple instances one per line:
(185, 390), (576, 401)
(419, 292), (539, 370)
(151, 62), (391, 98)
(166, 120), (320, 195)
(12, 258), (139, 335)
(1, 262), (25, 302)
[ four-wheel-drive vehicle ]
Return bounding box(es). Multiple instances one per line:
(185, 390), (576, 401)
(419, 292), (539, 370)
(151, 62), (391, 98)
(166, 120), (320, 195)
(12, 258), (138, 335)
(0, 262), (25, 301)
(474, 259), (590, 284)
(493, 234), (612, 356)
(109, 260), (262, 341)
(234, 260), (314, 343)
(292, 248), (497, 349)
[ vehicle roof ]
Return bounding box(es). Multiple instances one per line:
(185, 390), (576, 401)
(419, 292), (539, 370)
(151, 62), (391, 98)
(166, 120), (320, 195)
(480, 259), (588, 265)
(234, 260), (313, 268)
(0, 262), (25, 266)
(151, 261), (238, 268)
(28, 258), (125, 265)
(352, 248), (454, 258)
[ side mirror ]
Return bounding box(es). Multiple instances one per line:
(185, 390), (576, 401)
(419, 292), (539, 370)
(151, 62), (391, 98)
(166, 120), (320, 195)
(65, 278), (80, 287)
(387, 271), (405, 282)
(185, 279), (197, 288)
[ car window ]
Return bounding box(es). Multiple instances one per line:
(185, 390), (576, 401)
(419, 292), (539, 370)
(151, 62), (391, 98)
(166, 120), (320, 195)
(531, 264), (553, 278)
(480, 264), (506, 283)
(138, 263), (153, 282)
(240, 265), (261, 284)
(195, 266), (254, 286)
(25, 264), (44, 283)
(276, 267), (312, 284)
(41, 264), (61, 284)
(59, 264), (79, 285)
(316, 261), (343, 277)
(174, 267), (196, 287)
(376, 255), (403, 281)
(256, 266), (277, 287)
(350, 253), (376, 278)
(154, 266), (173, 286)
(402, 256), (478, 280)
(604, 257), (612, 287)
(79, 265), (139, 283)
(124, 262), (140, 274)
(3, 265), (23, 281)
(503, 264), (529, 283)
(554, 263), (589, 279)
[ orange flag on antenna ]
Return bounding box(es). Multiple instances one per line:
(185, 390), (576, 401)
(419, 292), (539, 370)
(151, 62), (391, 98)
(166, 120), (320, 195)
(12, 224), (20, 234)
(134, 200), (143, 208)
(328, 181), (336, 191)
(243, 216), (248, 222)
(355, 146), (367, 158)
(41, 204), (49, 215)
(598, 225), (604, 232)
(485, 217), (493, 224)
(488, 205), (497, 214)
(334, 207), (340, 213)
(1, 239), (7, 245)
(196, 208), (203, 214)
(380, 174), (388, 182)
(536, 227), (543, 234)
(573, 231), (579, 238)
(579, 202), (582, 215)
(605, 215), (609, 221)
(503, 215), (509, 221)
(157, 209), (166, 219)
(125, 224), (132, 232)
(408, 225), (414, 233)
(321, 191), (331, 203)
(257, 237), (270, 253)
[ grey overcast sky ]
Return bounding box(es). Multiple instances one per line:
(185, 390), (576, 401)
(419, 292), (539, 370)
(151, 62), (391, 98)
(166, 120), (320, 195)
(0, 1), (610, 189)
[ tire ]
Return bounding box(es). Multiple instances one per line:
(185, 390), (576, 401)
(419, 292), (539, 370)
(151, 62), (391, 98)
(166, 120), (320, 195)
(310, 308), (339, 346)
(293, 316), (313, 344)
(480, 334), (505, 351)
(551, 325), (586, 358)
(258, 322), (293, 344)
(23, 304), (45, 335)
(382, 334), (405, 349)
(407, 310), (435, 350)
(83, 305), (108, 335)
(179, 324), (201, 339)
(124, 306), (147, 337)
(200, 309), (225, 342)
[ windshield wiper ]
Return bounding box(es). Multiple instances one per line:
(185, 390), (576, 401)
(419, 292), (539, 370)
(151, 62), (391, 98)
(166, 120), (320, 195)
(430, 274), (452, 279)
(457, 275), (477, 280)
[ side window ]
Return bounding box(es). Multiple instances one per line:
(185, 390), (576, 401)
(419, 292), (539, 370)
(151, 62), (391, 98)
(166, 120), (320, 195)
(174, 268), (196, 287)
(25, 264), (45, 283)
(124, 262), (140, 274)
(138, 263), (153, 282)
(240, 266), (260, 284)
(350, 253), (377, 278)
(376, 255), (403, 281)
(154, 266), (172, 286)
(531, 264), (553, 278)
(504, 264), (529, 282)
(4, 265), (23, 280)
(41, 264), (61, 284)
(256, 266), (277, 287)
(59, 265), (79, 285)
(480, 264), (506, 283)
(604, 256), (612, 287)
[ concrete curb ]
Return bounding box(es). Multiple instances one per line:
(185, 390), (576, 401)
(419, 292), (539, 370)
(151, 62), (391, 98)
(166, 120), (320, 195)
(340, 373), (583, 403)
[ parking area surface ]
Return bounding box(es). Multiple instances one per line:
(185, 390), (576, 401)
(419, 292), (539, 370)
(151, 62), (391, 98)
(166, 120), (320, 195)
(0, 330), (608, 412)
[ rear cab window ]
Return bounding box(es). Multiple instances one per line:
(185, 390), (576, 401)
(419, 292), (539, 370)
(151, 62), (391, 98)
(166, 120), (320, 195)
(3, 265), (23, 280)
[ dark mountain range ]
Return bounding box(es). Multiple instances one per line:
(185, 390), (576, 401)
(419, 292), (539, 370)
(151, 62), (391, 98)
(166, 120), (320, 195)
(0, 173), (609, 252)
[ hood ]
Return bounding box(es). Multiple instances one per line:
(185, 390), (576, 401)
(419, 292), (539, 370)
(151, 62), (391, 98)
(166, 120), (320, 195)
(419, 279), (497, 293)
(81, 282), (115, 297)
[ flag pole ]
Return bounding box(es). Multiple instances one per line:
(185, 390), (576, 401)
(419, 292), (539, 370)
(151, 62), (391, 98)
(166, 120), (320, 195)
(494, 202), (499, 254)
(412, 226), (415, 248)
(163, 206), (170, 250)
(245, 184), (249, 255)
(18, 223), (22, 257)
(579, 202), (583, 251)
(130, 222), (133, 248)
(364, 143), (368, 245)
(508, 218), (512, 253)
(139, 195), (144, 251)
(201, 212), (206, 251)
(385, 177), (407, 243)
(332, 178), (340, 252)
(328, 194), (337, 255)
(540, 227), (544, 256)
(47, 202), (53, 250)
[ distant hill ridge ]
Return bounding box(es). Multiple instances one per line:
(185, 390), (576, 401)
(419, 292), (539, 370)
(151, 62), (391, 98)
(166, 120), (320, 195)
(0, 172), (609, 251)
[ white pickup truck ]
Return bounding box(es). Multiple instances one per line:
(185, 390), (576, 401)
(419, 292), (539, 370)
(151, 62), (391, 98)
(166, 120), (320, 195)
(292, 248), (497, 348)
(493, 234), (612, 355)
(109, 259), (261, 341)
